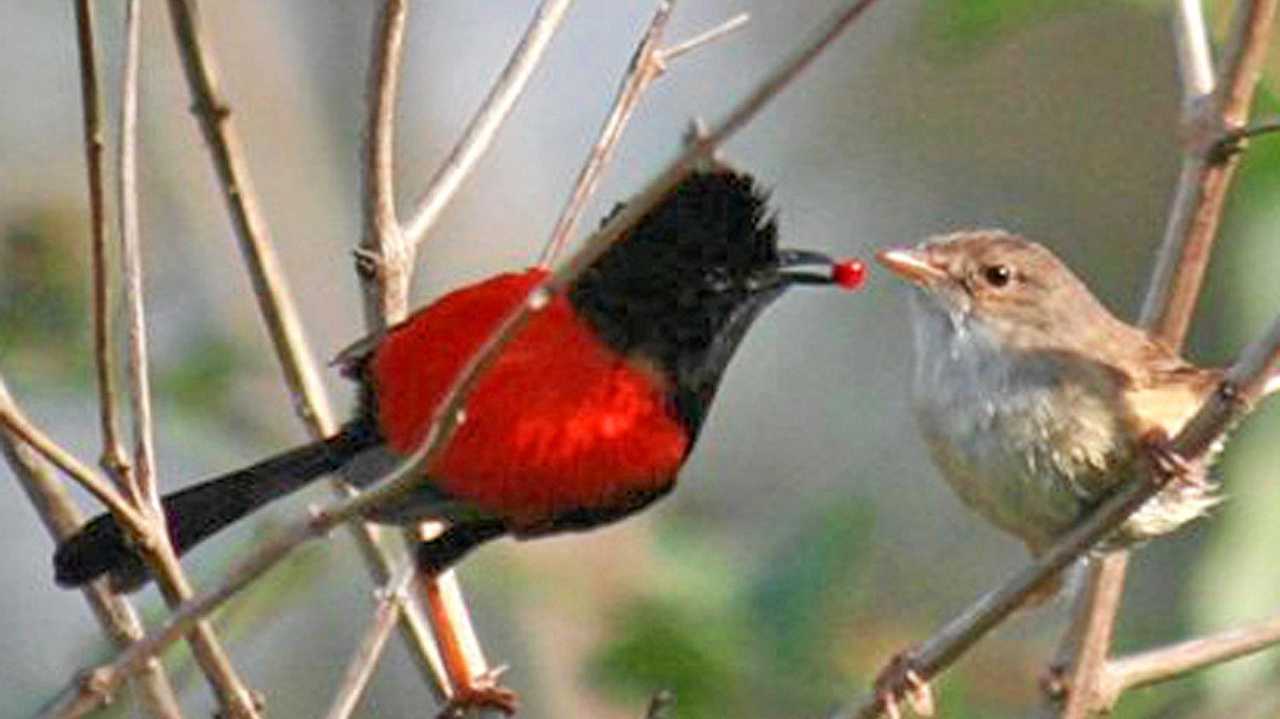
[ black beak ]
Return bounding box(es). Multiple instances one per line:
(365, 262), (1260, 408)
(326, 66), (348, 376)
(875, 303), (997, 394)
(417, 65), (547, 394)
(777, 248), (837, 286)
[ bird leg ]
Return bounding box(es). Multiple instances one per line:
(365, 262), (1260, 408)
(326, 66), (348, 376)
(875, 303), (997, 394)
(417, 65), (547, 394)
(415, 522), (517, 717)
(1138, 428), (1201, 489)
(872, 650), (934, 718)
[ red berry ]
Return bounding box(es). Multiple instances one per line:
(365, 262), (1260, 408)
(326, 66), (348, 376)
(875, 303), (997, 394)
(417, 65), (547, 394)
(832, 259), (866, 290)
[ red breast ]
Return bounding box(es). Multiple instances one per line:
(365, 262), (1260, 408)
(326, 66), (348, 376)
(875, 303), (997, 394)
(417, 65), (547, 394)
(369, 269), (690, 527)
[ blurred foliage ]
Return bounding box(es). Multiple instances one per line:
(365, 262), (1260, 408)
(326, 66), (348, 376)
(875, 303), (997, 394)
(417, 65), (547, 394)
(589, 499), (879, 717)
(155, 334), (245, 416)
(0, 206), (90, 378)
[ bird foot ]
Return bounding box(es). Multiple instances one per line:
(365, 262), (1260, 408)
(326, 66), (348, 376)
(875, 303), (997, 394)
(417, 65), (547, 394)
(1138, 429), (1200, 489)
(435, 667), (518, 718)
(872, 651), (934, 719)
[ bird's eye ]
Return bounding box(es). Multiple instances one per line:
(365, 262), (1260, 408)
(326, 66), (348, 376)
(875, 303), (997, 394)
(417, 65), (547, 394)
(982, 264), (1012, 287)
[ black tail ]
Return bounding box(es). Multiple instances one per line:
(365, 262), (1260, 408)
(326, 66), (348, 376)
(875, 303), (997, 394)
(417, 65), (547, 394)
(53, 421), (380, 591)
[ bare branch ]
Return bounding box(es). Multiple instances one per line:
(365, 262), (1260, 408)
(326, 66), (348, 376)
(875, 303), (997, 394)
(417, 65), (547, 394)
(162, 0), (333, 429)
(359, 0), (411, 327)
(660, 12), (749, 63)
(1, 387), (182, 718)
(117, 4), (262, 715)
(538, 0), (678, 267)
(1140, 0), (1278, 342)
(1054, 2), (1278, 716)
(71, 0), (130, 483)
(0, 381), (145, 530)
(1102, 612), (1280, 705)
(323, 564), (415, 719)
(402, 0), (575, 249)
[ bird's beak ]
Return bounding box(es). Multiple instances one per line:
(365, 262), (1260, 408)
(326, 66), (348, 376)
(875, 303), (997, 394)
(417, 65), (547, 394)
(777, 248), (838, 286)
(875, 247), (946, 286)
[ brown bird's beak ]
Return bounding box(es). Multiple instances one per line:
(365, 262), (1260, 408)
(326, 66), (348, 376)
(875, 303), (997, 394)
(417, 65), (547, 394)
(875, 247), (946, 286)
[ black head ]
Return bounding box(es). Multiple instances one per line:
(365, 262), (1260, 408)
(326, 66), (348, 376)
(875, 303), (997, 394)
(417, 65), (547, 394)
(569, 170), (841, 438)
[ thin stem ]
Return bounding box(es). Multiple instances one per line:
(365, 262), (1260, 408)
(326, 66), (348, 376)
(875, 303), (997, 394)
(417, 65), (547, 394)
(72, 0), (130, 484)
(0, 382), (182, 719)
(1140, 0), (1279, 342)
(1054, 2), (1278, 716)
(660, 12), (749, 63)
(359, 0), (411, 328)
(1103, 613), (1280, 703)
(539, 0), (679, 267)
(163, 0), (333, 431)
(117, 0), (155, 512)
(323, 564), (415, 719)
(0, 379), (146, 531)
(402, 0), (575, 249)
(165, 0), (453, 698)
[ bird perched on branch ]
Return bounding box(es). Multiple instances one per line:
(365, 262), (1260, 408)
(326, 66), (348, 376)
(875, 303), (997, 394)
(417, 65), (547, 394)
(55, 168), (863, 592)
(876, 231), (1260, 570)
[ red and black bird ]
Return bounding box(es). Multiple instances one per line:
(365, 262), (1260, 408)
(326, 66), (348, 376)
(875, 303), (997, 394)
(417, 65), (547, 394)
(54, 169), (859, 591)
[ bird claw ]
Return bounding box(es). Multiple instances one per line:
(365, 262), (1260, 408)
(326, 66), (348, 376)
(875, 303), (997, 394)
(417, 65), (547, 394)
(873, 652), (934, 718)
(1139, 429), (1199, 489)
(435, 666), (518, 718)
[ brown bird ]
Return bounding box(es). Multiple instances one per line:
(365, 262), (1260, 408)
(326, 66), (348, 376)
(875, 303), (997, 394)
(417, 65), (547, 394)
(875, 230), (1268, 564)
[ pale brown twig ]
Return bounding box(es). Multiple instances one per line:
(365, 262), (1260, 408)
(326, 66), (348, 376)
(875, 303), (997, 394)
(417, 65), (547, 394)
(162, 0), (454, 697)
(356, 0), (491, 708)
(0, 381), (182, 719)
(402, 0), (575, 249)
(0, 385), (145, 530)
(71, 0), (130, 484)
(116, 5), (261, 715)
(834, 308), (1280, 719)
(1052, 2), (1278, 717)
(538, 6), (750, 268)
(162, 0), (332, 428)
(1098, 612), (1280, 708)
(50, 0), (885, 693)
(323, 563), (416, 719)
(539, 1), (679, 267)
(359, 0), (412, 328)
(1139, 0), (1278, 341)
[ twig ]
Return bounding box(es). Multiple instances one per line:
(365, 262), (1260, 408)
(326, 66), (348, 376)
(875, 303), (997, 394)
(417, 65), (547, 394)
(117, 0), (154, 512)
(402, 0), (575, 249)
(358, 0), (411, 327)
(1139, 0), (1278, 341)
(660, 12), (749, 62)
(0, 381), (145, 530)
(0, 382), (182, 719)
(834, 310), (1280, 719)
(356, 0), (488, 707)
(1053, 2), (1278, 717)
(162, 0), (453, 698)
(1099, 612), (1280, 707)
(538, 0), (679, 268)
(72, 0), (130, 484)
(323, 563), (416, 719)
(117, 4), (262, 716)
(540, 4), (753, 268)
(162, 0), (333, 428)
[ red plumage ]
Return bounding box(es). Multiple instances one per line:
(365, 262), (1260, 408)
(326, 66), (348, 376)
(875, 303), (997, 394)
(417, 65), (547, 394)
(371, 269), (688, 528)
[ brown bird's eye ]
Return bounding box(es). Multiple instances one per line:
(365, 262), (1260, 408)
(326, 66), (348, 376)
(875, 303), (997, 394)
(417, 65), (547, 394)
(983, 264), (1012, 287)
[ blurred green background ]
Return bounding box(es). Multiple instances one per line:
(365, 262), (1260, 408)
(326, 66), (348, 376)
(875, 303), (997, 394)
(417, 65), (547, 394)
(2, 1), (1279, 717)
